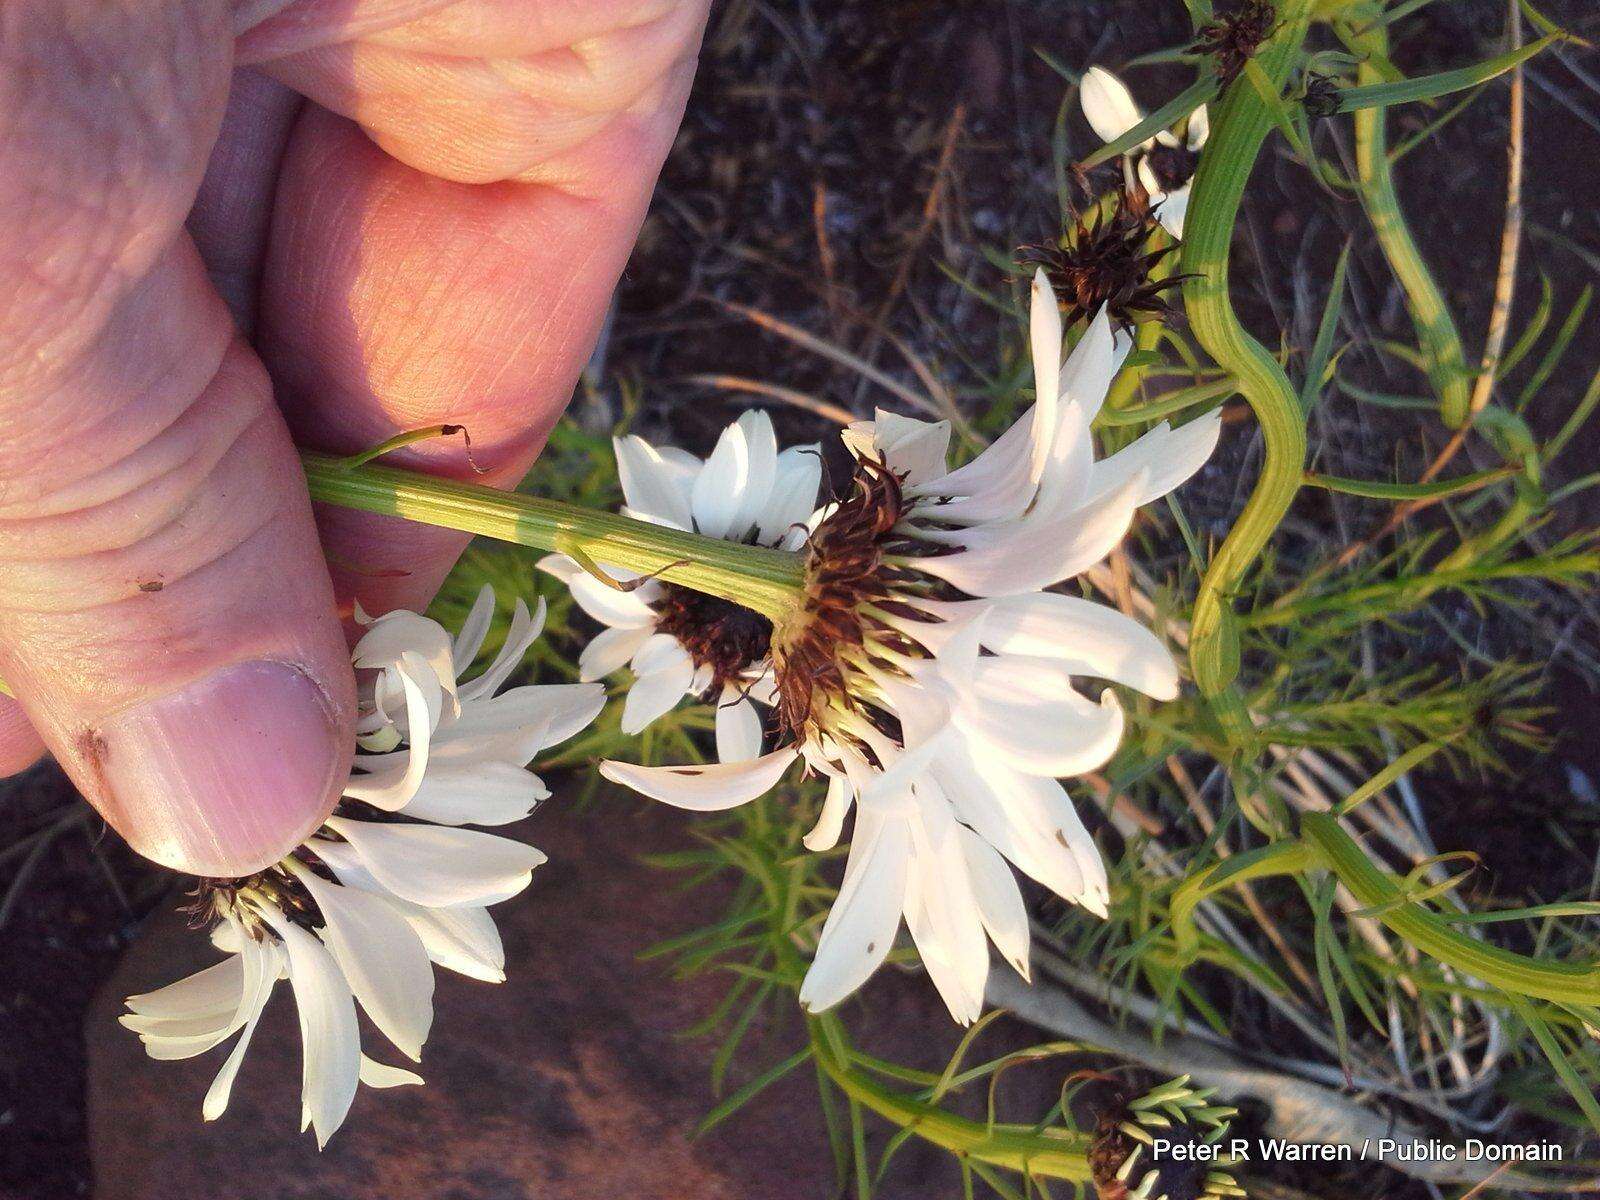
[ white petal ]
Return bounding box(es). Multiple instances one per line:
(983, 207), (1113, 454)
(1081, 66), (1148, 148)
(903, 799), (988, 1024)
(1028, 268), (1063, 486)
(804, 774), (855, 852)
(360, 1055), (425, 1088)
(690, 414), (757, 539)
(715, 693), (764, 763)
(579, 624), (653, 681)
(1186, 103), (1210, 149)
(873, 410), (951, 484)
(931, 738), (1089, 902)
(1154, 184), (1189, 238)
(799, 811), (912, 1014)
(909, 408), (1038, 524)
(200, 938), (280, 1121)
(459, 682), (605, 750)
(313, 854), (508, 982)
(1137, 155), (1166, 204)
(621, 654), (695, 734)
(957, 827), (1032, 980)
(615, 434), (696, 530)
(322, 820), (546, 908)
(399, 760), (547, 826)
(293, 867), (434, 1061)
(456, 596), (546, 703)
(451, 585), (497, 676)
(342, 660), (435, 810)
(630, 631), (691, 676)
(599, 747), (797, 810)
(913, 470), (1147, 597)
(542, 558), (658, 630)
(726, 410), (779, 540)
(126, 956), (243, 1018)
(258, 909), (360, 1149)
(404, 905), (506, 983)
(923, 593), (1179, 700)
(757, 445), (824, 545)
(1087, 408), (1220, 508)
(1033, 306), (1115, 511)
(956, 663), (1126, 776)
(354, 611), (456, 702)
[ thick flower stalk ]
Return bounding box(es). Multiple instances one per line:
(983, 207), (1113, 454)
(539, 412), (820, 761)
(120, 589), (603, 1145)
(599, 272), (1221, 1023)
(1081, 66), (1209, 238)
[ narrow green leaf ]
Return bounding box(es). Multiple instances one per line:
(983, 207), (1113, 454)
(1508, 996), (1600, 1131)
(1303, 468), (1512, 500)
(1331, 738), (1456, 816)
(696, 1046), (813, 1136)
(1334, 36), (1560, 112)
(1299, 240), (1352, 414)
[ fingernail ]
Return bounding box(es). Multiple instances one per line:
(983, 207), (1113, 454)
(90, 661), (349, 876)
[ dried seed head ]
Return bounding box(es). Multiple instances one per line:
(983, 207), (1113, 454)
(1194, 0), (1279, 87)
(1018, 191), (1186, 330)
(1087, 1077), (1244, 1200)
(652, 585), (774, 694)
(1301, 72), (1342, 119)
(772, 456), (909, 739)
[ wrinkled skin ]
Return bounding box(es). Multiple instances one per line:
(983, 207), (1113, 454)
(0, 1), (709, 874)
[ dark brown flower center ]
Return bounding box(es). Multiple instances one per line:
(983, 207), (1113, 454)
(653, 584), (774, 694)
(771, 456), (927, 741)
(1195, 0), (1278, 86)
(1018, 191), (1186, 328)
(1090, 1108), (1212, 1200)
(1145, 142), (1200, 194)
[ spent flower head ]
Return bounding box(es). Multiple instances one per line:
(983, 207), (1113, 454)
(1089, 1075), (1244, 1200)
(540, 411), (819, 763)
(1080, 66), (1210, 239)
(1195, 0), (1279, 87)
(1018, 190), (1185, 331)
(121, 588), (604, 1145)
(600, 271), (1220, 1023)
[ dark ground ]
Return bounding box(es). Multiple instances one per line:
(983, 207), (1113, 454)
(6, 2), (1600, 1197)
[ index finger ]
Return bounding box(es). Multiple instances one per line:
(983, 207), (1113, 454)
(251, 1), (709, 615)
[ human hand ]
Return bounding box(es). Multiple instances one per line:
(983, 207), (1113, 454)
(0, 0), (708, 875)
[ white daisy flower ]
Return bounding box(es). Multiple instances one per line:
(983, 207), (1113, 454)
(121, 589), (604, 1145)
(539, 411), (821, 764)
(1081, 65), (1210, 238)
(599, 271), (1221, 1023)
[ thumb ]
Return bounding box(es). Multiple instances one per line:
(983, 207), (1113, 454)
(0, 2), (355, 875)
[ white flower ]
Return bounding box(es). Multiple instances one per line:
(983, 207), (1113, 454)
(539, 411), (820, 763)
(121, 588), (604, 1145)
(1081, 65), (1209, 238)
(600, 272), (1220, 1023)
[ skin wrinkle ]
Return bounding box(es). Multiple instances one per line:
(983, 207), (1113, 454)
(0, 402), (290, 607)
(0, 246), (235, 492)
(0, 352), (264, 552)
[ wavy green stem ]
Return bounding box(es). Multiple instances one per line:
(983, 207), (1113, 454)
(300, 451), (806, 622)
(1342, 14), (1471, 426)
(807, 1016), (1093, 1180)
(1302, 813), (1600, 1005)
(1179, 2), (1314, 714)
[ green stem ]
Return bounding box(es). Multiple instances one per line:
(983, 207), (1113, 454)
(1170, 841), (1318, 962)
(1179, 3), (1314, 714)
(300, 451), (806, 622)
(807, 1016), (1093, 1180)
(1301, 813), (1600, 1005)
(1343, 15), (1472, 427)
